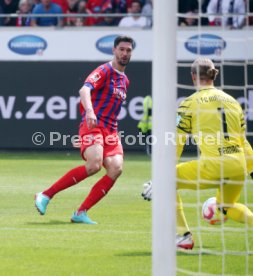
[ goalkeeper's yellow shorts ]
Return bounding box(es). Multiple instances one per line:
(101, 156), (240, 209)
(176, 159), (246, 204)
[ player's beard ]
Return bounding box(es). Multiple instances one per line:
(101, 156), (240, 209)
(118, 57), (130, 67)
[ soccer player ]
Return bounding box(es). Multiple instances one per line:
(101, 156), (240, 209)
(142, 57), (253, 249)
(35, 35), (134, 224)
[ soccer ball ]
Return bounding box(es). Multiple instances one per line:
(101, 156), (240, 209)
(202, 197), (228, 225)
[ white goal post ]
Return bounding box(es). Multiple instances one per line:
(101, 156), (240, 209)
(152, 1), (177, 276)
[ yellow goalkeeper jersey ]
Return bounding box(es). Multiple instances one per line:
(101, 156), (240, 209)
(176, 86), (246, 161)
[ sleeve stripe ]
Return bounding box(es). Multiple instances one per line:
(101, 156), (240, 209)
(83, 83), (94, 91)
(177, 126), (191, 134)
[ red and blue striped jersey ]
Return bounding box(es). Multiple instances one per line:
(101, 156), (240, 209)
(80, 62), (130, 131)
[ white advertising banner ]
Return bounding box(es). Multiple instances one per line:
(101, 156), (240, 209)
(0, 28), (151, 61)
(1, 27), (252, 61)
(178, 29), (253, 61)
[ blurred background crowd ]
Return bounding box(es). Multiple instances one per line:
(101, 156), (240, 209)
(0, 0), (252, 28)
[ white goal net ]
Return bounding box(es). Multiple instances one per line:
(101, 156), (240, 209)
(174, 2), (253, 276)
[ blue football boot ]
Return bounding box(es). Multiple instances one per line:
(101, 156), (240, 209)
(35, 192), (50, 215)
(71, 211), (97, 225)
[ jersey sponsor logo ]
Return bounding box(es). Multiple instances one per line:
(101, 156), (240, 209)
(90, 72), (101, 82)
(8, 35), (47, 55)
(185, 34), (226, 55)
(113, 88), (126, 101)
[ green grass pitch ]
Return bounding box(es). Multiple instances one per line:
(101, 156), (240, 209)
(0, 151), (252, 276)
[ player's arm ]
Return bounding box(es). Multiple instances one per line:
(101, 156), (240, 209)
(79, 85), (97, 129)
(176, 129), (188, 161)
(176, 98), (192, 160)
(79, 67), (106, 129)
(243, 139), (253, 179)
(239, 106), (253, 179)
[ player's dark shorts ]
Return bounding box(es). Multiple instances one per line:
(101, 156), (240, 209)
(79, 121), (123, 160)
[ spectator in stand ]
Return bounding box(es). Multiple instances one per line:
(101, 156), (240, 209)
(118, 0), (148, 27)
(111, 0), (127, 13)
(76, 0), (87, 25)
(125, 0), (145, 11)
(0, 4), (4, 25)
(96, 7), (117, 26)
(141, 0), (152, 27)
(126, 0), (132, 11)
(206, 0), (246, 29)
(66, 0), (86, 27)
(179, 11), (198, 26)
(178, 0), (198, 26)
(84, 0), (112, 26)
(29, 0), (39, 9)
(16, 0), (32, 26)
(65, 0), (79, 26)
(30, 0), (63, 26)
(201, 0), (210, 26)
(111, 0), (127, 24)
(0, 0), (19, 26)
(249, 0), (253, 25)
(52, 0), (67, 13)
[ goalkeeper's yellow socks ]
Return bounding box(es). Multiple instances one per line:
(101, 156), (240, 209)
(176, 193), (190, 235)
(226, 203), (253, 227)
(177, 209), (191, 235)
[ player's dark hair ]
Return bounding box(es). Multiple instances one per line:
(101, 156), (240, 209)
(191, 58), (219, 80)
(114, 36), (134, 48)
(131, 0), (142, 7)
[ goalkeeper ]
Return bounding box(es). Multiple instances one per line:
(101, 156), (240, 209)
(142, 57), (253, 250)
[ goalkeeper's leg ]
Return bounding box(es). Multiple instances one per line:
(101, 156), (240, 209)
(176, 192), (190, 235)
(176, 162), (199, 236)
(176, 192), (194, 250)
(176, 160), (221, 250)
(226, 203), (253, 226)
(216, 177), (253, 227)
(176, 160), (215, 234)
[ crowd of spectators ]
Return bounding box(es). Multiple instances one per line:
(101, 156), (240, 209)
(178, 0), (252, 28)
(0, 0), (252, 27)
(0, 0), (152, 26)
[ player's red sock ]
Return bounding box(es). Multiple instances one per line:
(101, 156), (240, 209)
(43, 166), (88, 198)
(77, 175), (115, 212)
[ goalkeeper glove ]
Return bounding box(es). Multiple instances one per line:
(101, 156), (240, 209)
(141, 180), (152, 201)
